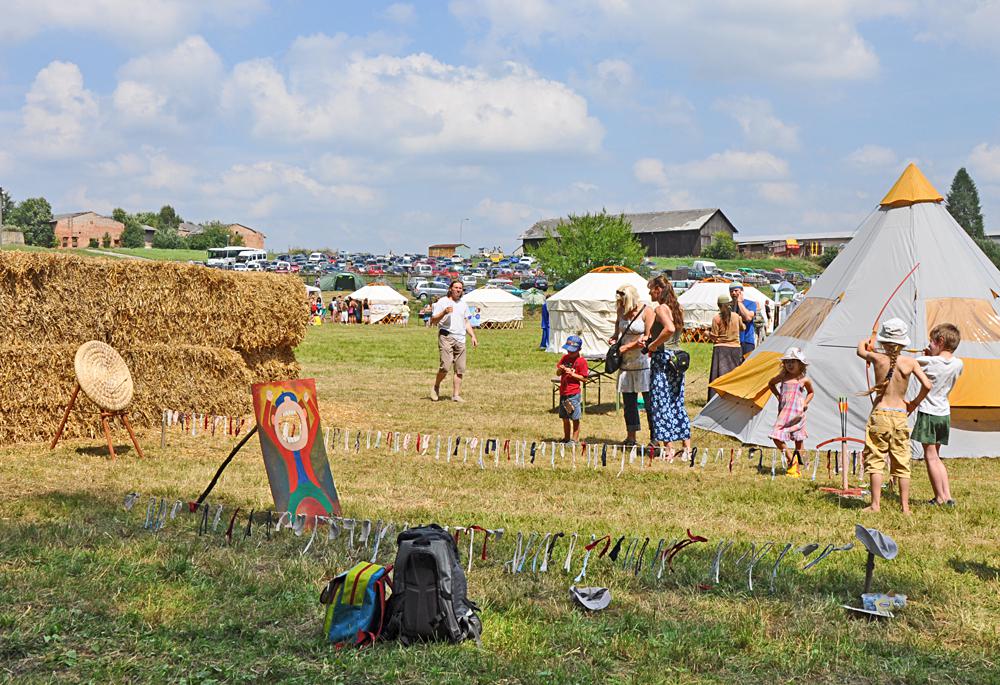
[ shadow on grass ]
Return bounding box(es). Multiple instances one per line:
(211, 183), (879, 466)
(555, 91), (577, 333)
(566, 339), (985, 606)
(75, 444), (135, 458)
(948, 558), (1000, 582)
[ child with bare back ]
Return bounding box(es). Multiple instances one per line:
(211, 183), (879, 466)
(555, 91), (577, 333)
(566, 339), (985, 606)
(855, 318), (932, 514)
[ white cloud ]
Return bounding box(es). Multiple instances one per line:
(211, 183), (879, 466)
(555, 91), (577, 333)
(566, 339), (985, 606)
(913, 1), (1000, 51)
(474, 197), (547, 227)
(0, 0), (266, 46)
(633, 158), (669, 187)
(20, 61), (99, 157)
(92, 146), (198, 193)
(310, 155), (393, 184)
(204, 161), (381, 217)
(846, 144), (898, 169)
(382, 3), (417, 24)
(222, 45), (603, 153)
(968, 143), (1000, 183)
(757, 181), (799, 205)
(451, 0), (894, 81)
(716, 97), (799, 151)
(0, 151), (12, 175)
(673, 150), (789, 182)
(114, 35), (224, 128)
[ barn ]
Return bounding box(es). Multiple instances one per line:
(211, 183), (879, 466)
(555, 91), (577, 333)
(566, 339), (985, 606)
(519, 209), (737, 257)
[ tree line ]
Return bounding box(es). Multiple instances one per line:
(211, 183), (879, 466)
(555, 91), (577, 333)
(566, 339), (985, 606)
(0, 191), (242, 250)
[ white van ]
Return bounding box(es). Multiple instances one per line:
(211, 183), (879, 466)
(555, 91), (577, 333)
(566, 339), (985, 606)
(692, 260), (718, 274)
(416, 263), (433, 276)
(237, 249), (268, 267)
(519, 256), (536, 266)
(308, 252), (325, 263)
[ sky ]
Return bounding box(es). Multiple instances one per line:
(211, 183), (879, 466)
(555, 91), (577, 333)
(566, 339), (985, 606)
(3, 1), (1000, 253)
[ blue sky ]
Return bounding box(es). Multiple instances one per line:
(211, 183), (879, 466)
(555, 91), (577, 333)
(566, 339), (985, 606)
(3, 1), (1000, 253)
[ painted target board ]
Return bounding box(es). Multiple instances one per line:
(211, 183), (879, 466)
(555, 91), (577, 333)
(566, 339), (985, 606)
(252, 378), (341, 518)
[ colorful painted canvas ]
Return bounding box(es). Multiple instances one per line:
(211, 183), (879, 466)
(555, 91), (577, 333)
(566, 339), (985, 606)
(252, 378), (341, 518)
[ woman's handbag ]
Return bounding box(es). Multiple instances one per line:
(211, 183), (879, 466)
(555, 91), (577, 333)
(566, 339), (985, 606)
(668, 350), (691, 374)
(605, 306), (645, 373)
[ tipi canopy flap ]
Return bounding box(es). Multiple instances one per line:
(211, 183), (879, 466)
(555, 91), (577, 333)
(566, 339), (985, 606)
(694, 163), (1000, 458)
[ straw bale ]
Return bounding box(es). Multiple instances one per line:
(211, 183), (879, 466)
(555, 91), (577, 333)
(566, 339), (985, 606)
(0, 343), (300, 444)
(0, 252), (309, 351)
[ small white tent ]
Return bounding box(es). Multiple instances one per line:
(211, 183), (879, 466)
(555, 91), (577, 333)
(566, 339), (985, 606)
(694, 163), (1000, 458)
(546, 266), (651, 358)
(679, 281), (774, 332)
(464, 286), (524, 329)
(348, 283), (409, 324)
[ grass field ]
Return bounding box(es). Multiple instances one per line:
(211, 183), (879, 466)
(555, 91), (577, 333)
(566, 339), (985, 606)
(2, 323), (999, 683)
(87, 247), (206, 262)
(652, 256), (824, 276)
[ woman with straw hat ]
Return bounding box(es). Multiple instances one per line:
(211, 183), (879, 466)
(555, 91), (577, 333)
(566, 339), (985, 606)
(708, 292), (744, 400)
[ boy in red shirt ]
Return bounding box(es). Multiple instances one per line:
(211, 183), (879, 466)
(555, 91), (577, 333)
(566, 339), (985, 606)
(557, 335), (589, 444)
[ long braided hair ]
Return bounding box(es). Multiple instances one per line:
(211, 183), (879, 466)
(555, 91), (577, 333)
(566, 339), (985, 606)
(860, 343), (903, 399)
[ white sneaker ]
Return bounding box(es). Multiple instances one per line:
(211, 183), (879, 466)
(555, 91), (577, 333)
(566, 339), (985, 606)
(453, 396), (465, 403)
(430, 387), (440, 401)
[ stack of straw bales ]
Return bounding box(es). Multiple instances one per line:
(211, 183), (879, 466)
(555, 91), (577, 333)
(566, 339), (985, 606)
(0, 252), (308, 444)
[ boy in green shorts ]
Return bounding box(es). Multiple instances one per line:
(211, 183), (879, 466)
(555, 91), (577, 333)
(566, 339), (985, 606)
(913, 323), (963, 506)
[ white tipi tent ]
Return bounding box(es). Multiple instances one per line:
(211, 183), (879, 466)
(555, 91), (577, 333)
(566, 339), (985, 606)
(348, 283), (409, 324)
(464, 286), (524, 328)
(693, 164), (1000, 458)
(679, 281), (774, 332)
(546, 266), (651, 358)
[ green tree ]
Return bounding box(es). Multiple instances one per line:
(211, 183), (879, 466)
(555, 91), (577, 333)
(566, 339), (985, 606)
(0, 188), (13, 224)
(702, 233), (737, 259)
(10, 197), (54, 247)
(157, 205), (182, 230)
(151, 223), (186, 249)
(89, 238), (100, 248)
(946, 168), (985, 239)
(531, 210), (646, 283)
(113, 208), (147, 248)
(101, 232), (112, 248)
(136, 211), (159, 228)
(815, 246), (839, 268)
(187, 220), (244, 250)
(975, 236), (1000, 270)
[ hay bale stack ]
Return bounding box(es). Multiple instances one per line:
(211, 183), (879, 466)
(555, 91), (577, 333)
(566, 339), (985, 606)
(0, 252), (308, 444)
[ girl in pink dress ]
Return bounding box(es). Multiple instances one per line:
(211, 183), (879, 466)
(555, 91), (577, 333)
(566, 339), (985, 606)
(768, 347), (814, 478)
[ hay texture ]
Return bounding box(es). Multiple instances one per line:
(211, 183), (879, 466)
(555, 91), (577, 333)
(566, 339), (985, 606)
(0, 252), (308, 444)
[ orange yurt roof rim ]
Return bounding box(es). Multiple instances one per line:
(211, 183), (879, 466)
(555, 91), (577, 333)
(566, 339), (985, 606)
(879, 162), (944, 208)
(590, 265), (635, 273)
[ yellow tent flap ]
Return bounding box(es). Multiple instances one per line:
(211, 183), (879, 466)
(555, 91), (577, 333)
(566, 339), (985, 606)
(950, 358), (1000, 407)
(880, 163), (943, 208)
(708, 351), (782, 409)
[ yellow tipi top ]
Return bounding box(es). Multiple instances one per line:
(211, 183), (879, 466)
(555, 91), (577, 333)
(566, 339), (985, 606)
(880, 163), (944, 208)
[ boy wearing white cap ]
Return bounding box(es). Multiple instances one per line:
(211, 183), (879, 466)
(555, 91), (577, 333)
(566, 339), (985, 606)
(856, 318), (933, 514)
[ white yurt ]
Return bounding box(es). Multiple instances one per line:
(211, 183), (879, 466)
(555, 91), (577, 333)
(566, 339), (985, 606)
(463, 286), (524, 329)
(678, 280), (774, 333)
(348, 282), (409, 324)
(545, 266), (651, 358)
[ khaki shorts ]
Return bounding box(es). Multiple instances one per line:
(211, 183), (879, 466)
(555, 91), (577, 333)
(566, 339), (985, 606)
(438, 333), (467, 375)
(863, 409), (912, 479)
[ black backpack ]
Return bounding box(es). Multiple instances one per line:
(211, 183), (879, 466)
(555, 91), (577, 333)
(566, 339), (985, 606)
(383, 525), (482, 645)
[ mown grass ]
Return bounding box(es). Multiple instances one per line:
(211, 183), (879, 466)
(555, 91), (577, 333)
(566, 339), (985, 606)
(2, 324), (999, 683)
(89, 247), (206, 262)
(653, 256), (824, 276)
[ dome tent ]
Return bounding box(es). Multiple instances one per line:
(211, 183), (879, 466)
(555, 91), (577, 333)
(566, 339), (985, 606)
(545, 266), (651, 358)
(694, 163), (1000, 458)
(463, 286), (524, 329)
(678, 280), (774, 333)
(321, 272), (366, 292)
(348, 283), (409, 324)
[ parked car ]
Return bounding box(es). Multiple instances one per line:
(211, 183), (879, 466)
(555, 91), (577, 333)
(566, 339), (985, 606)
(415, 281), (449, 301)
(232, 263), (249, 272)
(520, 276), (548, 291)
(671, 279), (694, 295)
(687, 269), (711, 281)
(273, 260), (291, 274)
(461, 274), (477, 289)
(365, 265), (384, 276)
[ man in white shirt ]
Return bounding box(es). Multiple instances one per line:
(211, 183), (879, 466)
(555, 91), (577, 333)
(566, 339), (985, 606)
(430, 280), (478, 402)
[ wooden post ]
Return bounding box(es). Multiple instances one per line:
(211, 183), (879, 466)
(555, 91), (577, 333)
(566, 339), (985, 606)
(120, 414), (145, 459)
(160, 412), (166, 450)
(100, 413), (117, 461)
(863, 552), (876, 594)
(50, 383), (80, 450)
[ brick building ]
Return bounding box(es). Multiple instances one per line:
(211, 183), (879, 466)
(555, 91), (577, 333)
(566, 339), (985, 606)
(228, 223), (266, 249)
(51, 212), (125, 249)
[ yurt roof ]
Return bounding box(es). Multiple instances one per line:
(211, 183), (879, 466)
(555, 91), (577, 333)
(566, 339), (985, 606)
(348, 283), (408, 304)
(548, 266), (650, 304)
(464, 286), (524, 303)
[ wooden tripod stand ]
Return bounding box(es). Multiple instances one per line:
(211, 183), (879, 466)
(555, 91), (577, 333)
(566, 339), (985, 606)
(50, 382), (145, 460)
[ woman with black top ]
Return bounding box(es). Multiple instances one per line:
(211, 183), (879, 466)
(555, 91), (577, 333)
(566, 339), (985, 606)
(646, 275), (691, 456)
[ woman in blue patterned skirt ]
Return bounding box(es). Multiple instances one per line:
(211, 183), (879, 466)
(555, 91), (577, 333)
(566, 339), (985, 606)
(645, 275), (691, 456)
